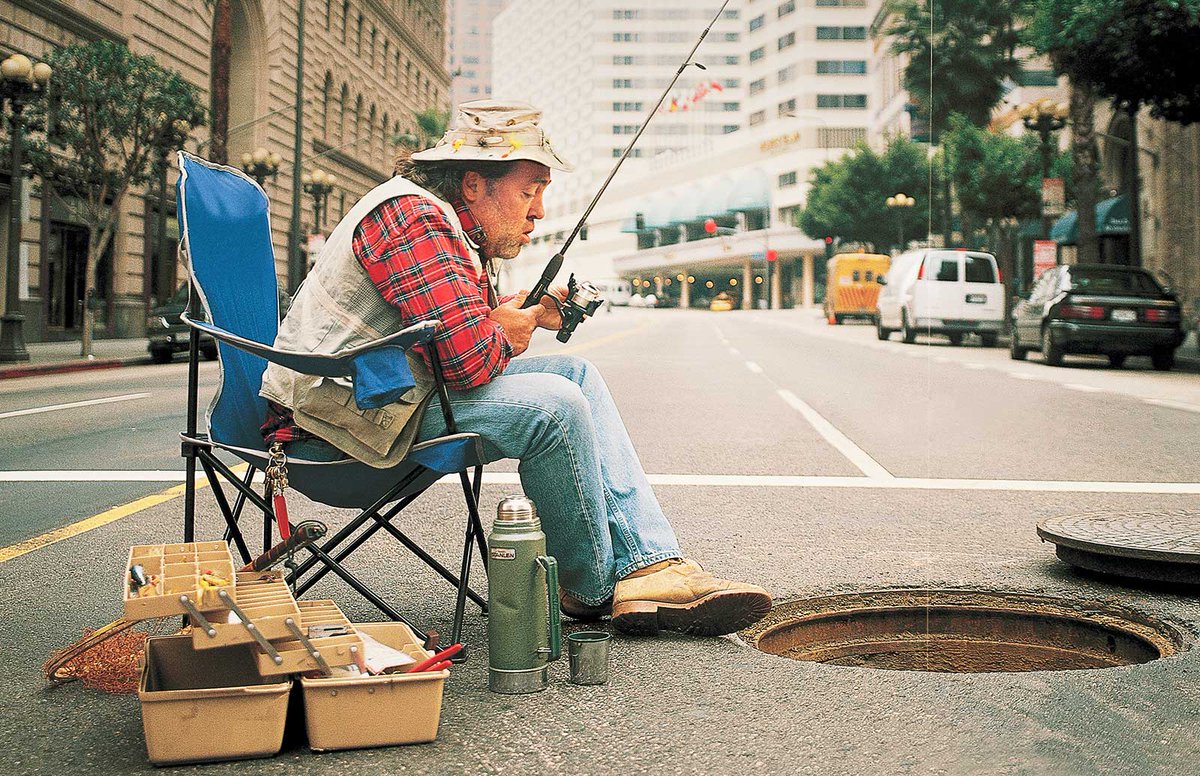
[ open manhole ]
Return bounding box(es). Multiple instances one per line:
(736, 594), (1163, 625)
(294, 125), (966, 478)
(742, 589), (1188, 673)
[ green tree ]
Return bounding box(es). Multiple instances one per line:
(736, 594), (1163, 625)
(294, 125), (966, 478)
(944, 115), (1041, 228)
(1027, 0), (1200, 264)
(799, 137), (935, 253)
(394, 107), (450, 149)
(29, 40), (205, 356)
(886, 0), (1024, 137)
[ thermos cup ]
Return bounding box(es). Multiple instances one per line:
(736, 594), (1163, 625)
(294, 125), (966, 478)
(487, 495), (562, 693)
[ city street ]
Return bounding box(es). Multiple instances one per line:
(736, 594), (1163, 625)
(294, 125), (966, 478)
(2, 307), (1199, 773)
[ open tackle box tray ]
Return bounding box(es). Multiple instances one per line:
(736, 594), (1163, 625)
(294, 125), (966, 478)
(188, 570), (304, 650)
(252, 599), (365, 676)
(124, 541), (236, 620)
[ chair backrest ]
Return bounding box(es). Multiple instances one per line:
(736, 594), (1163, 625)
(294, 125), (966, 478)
(176, 152), (280, 452)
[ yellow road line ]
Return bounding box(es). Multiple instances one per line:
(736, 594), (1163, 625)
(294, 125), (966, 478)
(0, 466), (243, 565)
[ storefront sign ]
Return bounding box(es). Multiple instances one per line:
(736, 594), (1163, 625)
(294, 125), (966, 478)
(759, 131), (801, 153)
(1033, 239), (1058, 278)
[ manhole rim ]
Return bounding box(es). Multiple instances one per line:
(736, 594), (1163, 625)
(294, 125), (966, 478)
(740, 587), (1193, 671)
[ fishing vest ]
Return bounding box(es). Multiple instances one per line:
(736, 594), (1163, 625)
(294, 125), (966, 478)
(259, 175), (482, 468)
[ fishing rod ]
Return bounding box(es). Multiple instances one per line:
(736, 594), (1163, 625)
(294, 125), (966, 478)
(521, 0), (735, 331)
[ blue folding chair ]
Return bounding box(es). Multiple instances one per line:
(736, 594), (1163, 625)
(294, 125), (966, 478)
(174, 152), (488, 649)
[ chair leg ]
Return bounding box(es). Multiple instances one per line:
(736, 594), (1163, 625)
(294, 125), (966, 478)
(300, 543), (427, 639)
(197, 454), (253, 564)
(450, 515), (477, 653)
(469, 466), (488, 570)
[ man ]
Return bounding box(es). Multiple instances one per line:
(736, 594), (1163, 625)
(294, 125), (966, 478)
(260, 100), (772, 636)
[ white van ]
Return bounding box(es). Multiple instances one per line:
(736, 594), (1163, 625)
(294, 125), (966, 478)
(875, 249), (1005, 346)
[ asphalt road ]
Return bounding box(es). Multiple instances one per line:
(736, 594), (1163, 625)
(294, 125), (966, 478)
(2, 307), (1199, 774)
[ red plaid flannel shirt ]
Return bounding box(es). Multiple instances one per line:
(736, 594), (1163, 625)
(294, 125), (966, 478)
(262, 195), (511, 444)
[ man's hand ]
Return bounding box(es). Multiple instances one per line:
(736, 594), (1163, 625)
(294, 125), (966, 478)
(489, 297), (541, 356)
(534, 283), (569, 331)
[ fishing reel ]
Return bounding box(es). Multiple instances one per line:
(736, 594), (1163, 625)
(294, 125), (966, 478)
(555, 274), (603, 343)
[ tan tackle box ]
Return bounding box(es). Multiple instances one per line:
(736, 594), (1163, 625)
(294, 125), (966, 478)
(252, 599), (364, 676)
(300, 622), (448, 751)
(138, 635), (291, 766)
(189, 570), (302, 650)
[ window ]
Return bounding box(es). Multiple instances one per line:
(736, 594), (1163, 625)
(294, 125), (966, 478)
(614, 56), (634, 65)
(778, 98), (796, 116)
(778, 32), (795, 50)
(725, 56), (741, 65)
(613, 9), (639, 18)
(613, 101), (644, 111)
(749, 14), (765, 31)
(613, 79), (632, 88)
(816, 0), (866, 5)
(817, 26), (867, 40)
(965, 255), (997, 283)
(817, 94), (868, 108)
(818, 126), (867, 146)
(723, 8), (739, 18)
(778, 171), (797, 187)
(721, 102), (740, 111)
(723, 124), (739, 133)
(750, 46), (766, 62)
(934, 256), (959, 282)
(463, 56), (480, 64)
(778, 65), (796, 83)
(724, 32), (740, 41)
(724, 78), (741, 88)
(817, 60), (868, 74)
(749, 110), (766, 126)
(1020, 69), (1058, 87)
(778, 0), (795, 16)
(750, 78), (767, 95)
(613, 32), (639, 42)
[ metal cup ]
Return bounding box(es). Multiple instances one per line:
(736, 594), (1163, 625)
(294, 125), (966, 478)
(567, 631), (611, 686)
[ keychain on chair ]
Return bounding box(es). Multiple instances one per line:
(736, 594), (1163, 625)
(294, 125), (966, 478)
(265, 442), (292, 540)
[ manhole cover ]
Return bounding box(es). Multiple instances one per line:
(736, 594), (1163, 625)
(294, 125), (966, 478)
(1038, 511), (1200, 585)
(742, 589), (1188, 673)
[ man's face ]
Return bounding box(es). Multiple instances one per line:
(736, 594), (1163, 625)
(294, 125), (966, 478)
(462, 160), (551, 260)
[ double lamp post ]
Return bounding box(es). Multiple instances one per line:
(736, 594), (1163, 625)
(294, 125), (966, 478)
(886, 192), (915, 252)
(0, 54), (52, 363)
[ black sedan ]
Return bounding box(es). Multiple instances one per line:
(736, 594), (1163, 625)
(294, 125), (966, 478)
(1010, 264), (1184, 370)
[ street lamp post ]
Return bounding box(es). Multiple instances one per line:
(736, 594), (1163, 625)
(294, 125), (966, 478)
(302, 169), (336, 233)
(886, 193), (915, 252)
(0, 54), (52, 363)
(240, 147), (283, 187)
(149, 115), (192, 309)
(1019, 99), (1068, 239)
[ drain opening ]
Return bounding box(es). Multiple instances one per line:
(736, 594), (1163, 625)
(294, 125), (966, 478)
(743, 590), (1188, 673)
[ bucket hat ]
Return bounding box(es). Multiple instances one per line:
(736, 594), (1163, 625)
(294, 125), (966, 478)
(410, 100), (575, 172)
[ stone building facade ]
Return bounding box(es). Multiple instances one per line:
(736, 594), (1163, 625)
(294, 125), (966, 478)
(1, 0), (448, 344)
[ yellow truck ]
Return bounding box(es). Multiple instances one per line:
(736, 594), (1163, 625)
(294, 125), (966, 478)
(824, 252), (890, 325)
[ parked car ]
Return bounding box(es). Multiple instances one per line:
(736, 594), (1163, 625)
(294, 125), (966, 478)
(824, 252), (889, 324)
(875, 249), (1004, 346)
(710, 291), (735, 311)
(148, 283), (292, 364)
(1010, 264), (1184, 370)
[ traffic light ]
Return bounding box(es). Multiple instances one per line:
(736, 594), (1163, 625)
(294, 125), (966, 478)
(766, 249), (778, 262)
(704, 217), (718, 236)
(824, 236), (834, 260)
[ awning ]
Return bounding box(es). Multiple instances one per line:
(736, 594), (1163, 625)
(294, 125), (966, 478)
(1050, 194), (1131, 245)
(622, 168), (772, 232)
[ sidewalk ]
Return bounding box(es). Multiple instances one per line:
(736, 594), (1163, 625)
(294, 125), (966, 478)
(0, 337), (152, 380)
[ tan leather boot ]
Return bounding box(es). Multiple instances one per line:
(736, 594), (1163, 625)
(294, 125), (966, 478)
(611, 559), (772, 636)
(559, 591), (612, 621)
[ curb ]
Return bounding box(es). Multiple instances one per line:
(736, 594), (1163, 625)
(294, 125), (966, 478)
(0, 356), (153, 381)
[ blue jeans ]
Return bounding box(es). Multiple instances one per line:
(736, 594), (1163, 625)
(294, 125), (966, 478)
(415, 354), (681, 606)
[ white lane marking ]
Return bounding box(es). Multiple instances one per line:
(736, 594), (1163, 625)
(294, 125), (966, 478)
(775, 389), (894, 480)
(1008, 372), (1042, 381)
(745, 361), (764, 374)
(964, 363), (988, 370)
(1063, 383), (1104, 393)
(6, 470), (1200, 494)
(0, 392), (151, 420)
(1145, 398), (1200, 414)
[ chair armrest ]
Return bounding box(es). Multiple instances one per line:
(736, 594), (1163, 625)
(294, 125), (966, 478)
(181, 314), (439, 378)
